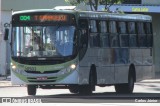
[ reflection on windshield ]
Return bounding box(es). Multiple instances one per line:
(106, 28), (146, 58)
(12, 26), (76, 57)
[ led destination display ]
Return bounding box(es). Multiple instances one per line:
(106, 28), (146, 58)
(19, 15), (68, 22)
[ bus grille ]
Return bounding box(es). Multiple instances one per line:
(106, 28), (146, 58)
(25, 70), (60, 74)
(28, 80), (56, 83)
(27, 77), (57, 83)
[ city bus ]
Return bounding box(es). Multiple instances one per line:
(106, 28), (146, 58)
(8, 8), (154, 95)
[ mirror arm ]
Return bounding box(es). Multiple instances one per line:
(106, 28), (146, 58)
(4, 28), (9, 40)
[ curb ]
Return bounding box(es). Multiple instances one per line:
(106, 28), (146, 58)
(0, 76), (12, 86)
(140, 79), (160, 83)
(0, 81), (12, 86)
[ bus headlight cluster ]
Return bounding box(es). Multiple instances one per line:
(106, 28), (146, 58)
(70, 64), (76, 70)
(12, 65), (16, 69)
(60, 64), (77, 75)
(11, 62), (16, 70)
(67, 64), (77, 72)
(11, 62), (24, 74)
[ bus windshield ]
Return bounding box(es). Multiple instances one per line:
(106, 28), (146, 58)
(12, 25), (77, 58)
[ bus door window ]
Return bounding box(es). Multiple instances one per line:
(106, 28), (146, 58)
(137, 22), (147, 47)
(89, 20), (100, 47)
(99, 21), (109, 47)
(78, 19), (88, 60)
(128, 22), (137, 47)
(79, 19), (88, 48)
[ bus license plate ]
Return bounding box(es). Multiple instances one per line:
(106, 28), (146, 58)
(37, 77), (47, 80)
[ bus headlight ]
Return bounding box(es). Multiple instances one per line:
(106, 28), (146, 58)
(11, 62), (16, 69)
(12, 65), (16, 69)
(67, 64), (77, 72)
(70, 64), (76, 70)
(60, 64), (77, 75)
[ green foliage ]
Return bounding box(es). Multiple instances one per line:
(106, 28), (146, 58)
(65, 0), (124, 5)
(65, 0), (88, 5)
(65, 0), (124, 10)
(100, 0), (124, 4)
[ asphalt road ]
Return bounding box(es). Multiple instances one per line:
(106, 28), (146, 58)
(0, 81), (160, 103)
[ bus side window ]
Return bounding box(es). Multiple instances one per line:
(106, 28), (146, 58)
(145, 22), (153, 47)
(99, 21), (109, 47)
(89, 20), (100, 47)
(137, 22), (147, 47)
(128, 22), (137, 47)
(118, 22), (129, 47)
(109, 21), (119, 47)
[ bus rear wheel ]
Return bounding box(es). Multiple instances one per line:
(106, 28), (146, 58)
(115, 73), (134, 94)
(27, 85), (37, 95)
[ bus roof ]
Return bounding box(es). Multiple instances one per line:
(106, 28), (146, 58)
(78, 11), (152, 21)
(12, 9), (77, 15)
(12, 9), (152, 21)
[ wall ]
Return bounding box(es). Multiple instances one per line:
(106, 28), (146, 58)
(0, 11), (11, 75)
(0, 0), (3, 75)
(152, 13), (160, 72)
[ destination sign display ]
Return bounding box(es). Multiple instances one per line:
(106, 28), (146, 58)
(19, 14), (68, 22)
(12, 12), (76, 26)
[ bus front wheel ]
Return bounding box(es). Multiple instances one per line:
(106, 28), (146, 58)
(115, 73), (135, 94)
(68, 85), (79, 94)
(27, 85), (37, 95)
(79, 71), (95, 95)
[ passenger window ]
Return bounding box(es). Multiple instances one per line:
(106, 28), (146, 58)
(147, 35), (153, 47)
(118, 22), (127, 34)
(99, 21), (109, 47)
(129, 35), (137, 47)
(118, 22), (129, 47)
(90, 20), (100, 47)
(109, 21), (117, 33)
(128, 22), (136, 34)
(145, 23), (152, 34)
(100, 21), (108, 33)
(145, 23), (153, 47)
(90, 33), (100, 47)
(137, 23), (145, 34)
(128, 22), (137, 47)
(100, 33), (110, 47)
(109, 21), (119, 47)
(137, 22), (147, 47)
(90, 20), (98, 33)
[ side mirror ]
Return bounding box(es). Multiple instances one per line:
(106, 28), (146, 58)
(4, 28), (9, 40)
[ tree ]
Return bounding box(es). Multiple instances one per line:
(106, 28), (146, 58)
(65, 0), (124, 11)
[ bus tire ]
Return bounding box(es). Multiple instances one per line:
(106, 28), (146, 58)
(79, 66), (96, 95)
(79, 85), (91, 95)
(115, 72), (135, 94)
(27, 85), (37, 95)
(79, 71), (95, 95)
